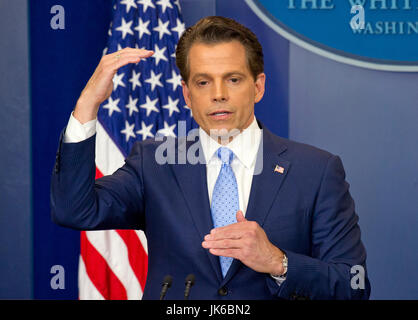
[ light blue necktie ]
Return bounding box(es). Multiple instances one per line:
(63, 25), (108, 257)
(211, 147), (239, 277)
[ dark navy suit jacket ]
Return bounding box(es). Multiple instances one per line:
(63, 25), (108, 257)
(50, 121), (370, 300)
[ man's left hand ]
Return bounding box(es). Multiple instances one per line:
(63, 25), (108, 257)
(202, 211), (285, 275)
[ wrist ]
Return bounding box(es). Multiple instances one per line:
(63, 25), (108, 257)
(74, 95), (100, 124)
(270, 247), (287, 276)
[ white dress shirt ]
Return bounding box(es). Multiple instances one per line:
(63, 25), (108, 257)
(63, 113), (285, 284)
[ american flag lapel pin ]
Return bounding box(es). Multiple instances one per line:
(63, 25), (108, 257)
(274, 165), (285, 174)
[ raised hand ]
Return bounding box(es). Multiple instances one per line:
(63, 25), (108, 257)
(73, 48), (154, 124)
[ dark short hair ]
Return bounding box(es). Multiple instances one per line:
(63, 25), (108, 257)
(175, 16), (264, 83)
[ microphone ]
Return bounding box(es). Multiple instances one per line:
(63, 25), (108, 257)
(159, 275), (173, 300)
(184, 274), (195, 300)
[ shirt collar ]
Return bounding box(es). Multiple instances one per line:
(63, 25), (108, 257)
(199, 117), (262, 169)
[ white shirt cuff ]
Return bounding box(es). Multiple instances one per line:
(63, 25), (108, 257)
(270, 274), (287, 286)
(64, 112), (97, 143)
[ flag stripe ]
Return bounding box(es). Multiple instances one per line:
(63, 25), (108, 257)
(116, 230), (148, 291)
(78, 255), (105, 300)
(86, 230), (143, 299)
(80, 231), (127, 300)
(135, 230), (148, 254)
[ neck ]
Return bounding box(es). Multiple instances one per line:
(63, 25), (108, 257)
(206, 116), (256, 145)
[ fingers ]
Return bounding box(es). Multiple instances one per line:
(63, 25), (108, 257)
(202, 238), (242, 250)
(92, 48), (153, 88)
(113, 52), (154, 70)
(205, 218), (258, 241)
(104, 48), (154, 71)
(236, 210), (246, 222)
(203, 210), (247, 241)
(208, 248), (240, 259)
(202, 215), (258, 251)
(109, 47), (154, 59)
(113, 54), (144, 70)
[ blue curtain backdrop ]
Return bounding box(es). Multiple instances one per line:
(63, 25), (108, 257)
(30, 0), (113, 299)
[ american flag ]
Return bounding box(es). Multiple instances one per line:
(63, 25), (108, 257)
(78, 0), (197, 299)
(274, 165), (284, 174)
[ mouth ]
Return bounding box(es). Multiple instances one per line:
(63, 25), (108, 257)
(208, 109), (233, 120)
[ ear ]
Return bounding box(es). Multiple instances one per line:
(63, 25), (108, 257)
(254, 73), (266, 104)
(182, 80), (192, 108)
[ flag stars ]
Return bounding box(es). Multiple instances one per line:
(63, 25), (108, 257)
(156, 0), (173, 13)
(153, 18), (171, 40)
(137, 0), (155, 13)
(134, 18), (151, 39)
(144, 70), (163, 91)
(129, 70), (141, 90)
(108, 21), (113, 37)
(151, 44), (168, 66)
(121, 120), (136, 142)
(170, 45), (177, 59)
(120, 0), (137, 13)
(115, 18), (134, 39)
(136, 121), (154, 140)
(157, 121), (176, 137)
(173, 0), (181, 12)
(140, 95), (160, 116)
(171, 18), (185, 38)
(125, 96), (139, 116)
(113, 72), (126, 91)
(162, 97), (180, 117)
(166, 70), (182, 91)
(103, 97), (121, 117)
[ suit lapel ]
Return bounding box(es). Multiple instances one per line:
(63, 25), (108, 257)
(221, 124), (291, 286)
(245, 129), (290, 227)
(169, 125), (291, 286)
(170, 139), (223, 283)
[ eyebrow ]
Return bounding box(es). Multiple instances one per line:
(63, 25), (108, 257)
(191, 71), (247, 81)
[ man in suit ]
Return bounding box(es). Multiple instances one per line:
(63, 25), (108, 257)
(51, 16), (370, 299)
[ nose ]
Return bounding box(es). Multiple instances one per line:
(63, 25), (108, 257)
(212, 80), (228, 103)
